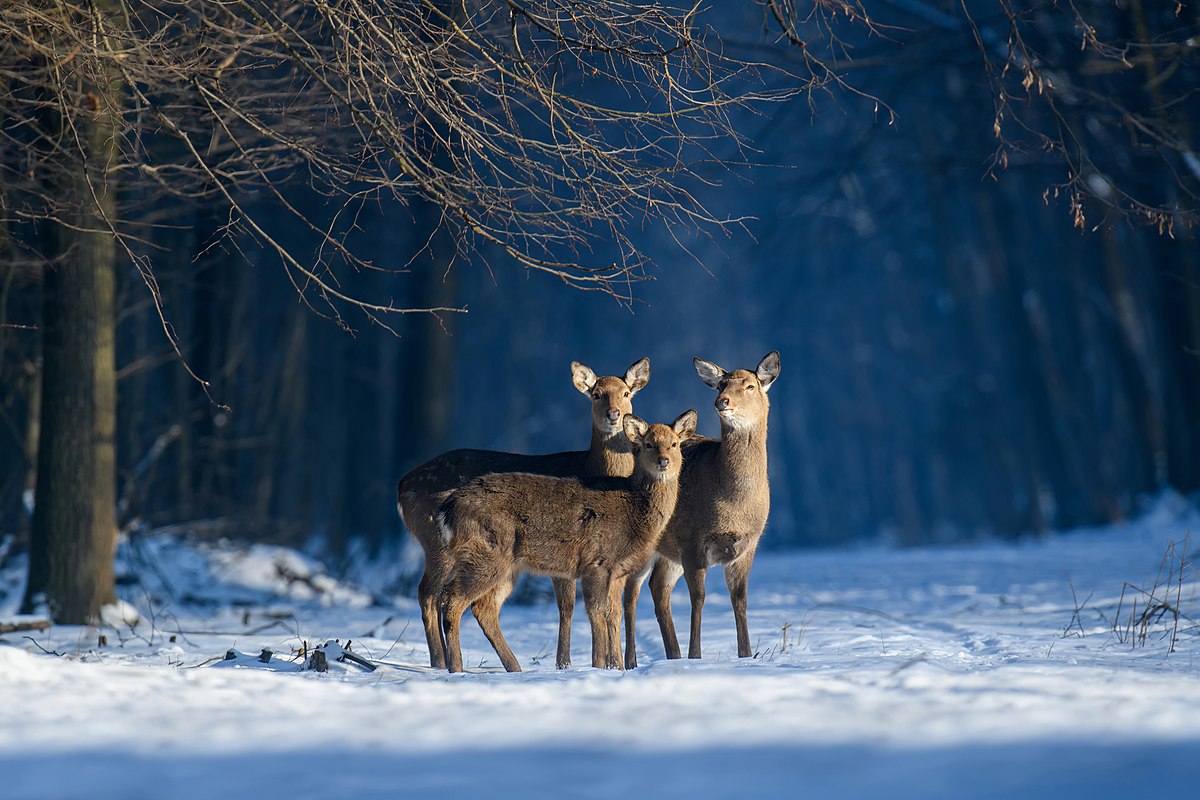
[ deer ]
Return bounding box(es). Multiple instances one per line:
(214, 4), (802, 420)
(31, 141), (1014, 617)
(623, 351), (780, 668)
(396, 357), (650, 671)
(437, 410), (698, 673)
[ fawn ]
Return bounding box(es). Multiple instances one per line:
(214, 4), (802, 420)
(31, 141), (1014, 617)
(623, 351), (779, 668)
(396, 358), (650, 670)
(437, 410), (698, 672)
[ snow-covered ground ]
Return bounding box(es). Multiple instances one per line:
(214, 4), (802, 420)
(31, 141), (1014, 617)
(2, 495), (1199, 799)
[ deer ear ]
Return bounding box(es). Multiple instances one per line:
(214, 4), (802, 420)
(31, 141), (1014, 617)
(624, 357), (650, 395)
(756, 351), (781, 393)
(623, 414), (648, 443)
(693, 357), (726, 389)
(672, 409), (699, 440)
(571, 361), (598, 395)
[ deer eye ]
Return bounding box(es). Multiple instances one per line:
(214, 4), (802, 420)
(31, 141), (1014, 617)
(672, 442), (679, 448)
(746, 384), (755, 391)
(592, 392), (600, 399)
(623, 390), (630, 397)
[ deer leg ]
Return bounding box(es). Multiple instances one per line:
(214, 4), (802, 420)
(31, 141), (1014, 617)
(683, 563), (708, 659)
(471, 571), (521, 672)
(440, 588), (470, 674)
(604, 576), (624, 669)
(581, 571), (610, 669)
(623, 559), (653, 668)
(724, 552), (757, 659)
(440, 545), (506, 673)
(650, 558), (684, 659)
(622, 573), (642, 669)
(552, 577), (576, 669)
(419, 552), (448, 669)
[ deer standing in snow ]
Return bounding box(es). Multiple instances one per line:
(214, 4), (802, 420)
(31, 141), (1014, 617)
(396, 358), (650, 670)
(437, 410), (697, 672)
(623, 351), (779, 667)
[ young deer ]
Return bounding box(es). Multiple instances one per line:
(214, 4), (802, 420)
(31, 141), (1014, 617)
(396, 358), (650, 670)
(623, 351), (780, 668)
(437, 410), (698, 673)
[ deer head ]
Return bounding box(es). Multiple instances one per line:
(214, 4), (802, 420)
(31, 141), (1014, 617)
(572, 357), (651, 438)
(624, 409), (697, 481)
(693, 351), (780, 432)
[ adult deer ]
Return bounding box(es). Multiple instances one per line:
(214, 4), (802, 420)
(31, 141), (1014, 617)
(623, 351), (780, 667)
(438, 411), (697, 672)
(396, 358), (650, 669)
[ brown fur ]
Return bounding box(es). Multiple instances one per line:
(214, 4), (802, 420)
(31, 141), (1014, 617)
(623, 351), (780, 667)
(396, 358), (650, 670)
(438, 410), (698, 672)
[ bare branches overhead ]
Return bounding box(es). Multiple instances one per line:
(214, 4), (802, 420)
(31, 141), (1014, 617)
(0, 0), (812, 323)
(762, 0), (1200, 234)
(960, 0), (1199, 233)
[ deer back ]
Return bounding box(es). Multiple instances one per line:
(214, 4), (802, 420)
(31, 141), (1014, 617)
(397, 357), (651, 552)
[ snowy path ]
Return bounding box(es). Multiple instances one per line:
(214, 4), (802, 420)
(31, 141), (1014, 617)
(2, 498), (1199, 799)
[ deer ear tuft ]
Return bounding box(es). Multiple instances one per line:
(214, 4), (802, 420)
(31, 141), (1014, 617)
(571, 361), (598, 395)
(756, 351), (781, 392)
(673, 409), (699, 439)
(623, 414), (648, 442)
(693, 357), (725, 389)
(624, 357), (650, 395)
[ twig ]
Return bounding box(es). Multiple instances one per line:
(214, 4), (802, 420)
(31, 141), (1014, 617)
(22, 636), (63, 656)
(1061, 575), (1093, 638)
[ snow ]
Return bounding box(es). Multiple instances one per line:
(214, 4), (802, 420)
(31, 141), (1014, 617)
(97, 599), (141, 629)
(2, 495), (1199, 799)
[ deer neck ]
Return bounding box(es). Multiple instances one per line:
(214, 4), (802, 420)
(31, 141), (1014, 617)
(631, 469), (681, 535)
(718, 415), (769, 486)
(584, 425), (635, 478)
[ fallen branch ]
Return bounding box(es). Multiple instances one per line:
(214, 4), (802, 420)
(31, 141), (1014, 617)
(305, 640), (377, 672)
(0, 619), (51, 635)
(338, 648), (377, 672)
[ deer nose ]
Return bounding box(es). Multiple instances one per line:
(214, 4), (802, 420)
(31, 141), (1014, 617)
(657, 457), (670, 470)
(607, 408), (621, 423)
(715, 396), (730, 411)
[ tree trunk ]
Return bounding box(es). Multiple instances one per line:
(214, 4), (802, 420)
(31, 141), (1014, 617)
(22, 3), (121, 623)
(402, 201), (458, 466)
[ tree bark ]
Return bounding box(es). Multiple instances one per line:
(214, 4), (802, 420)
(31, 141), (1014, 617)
(22, 1), (122, 623)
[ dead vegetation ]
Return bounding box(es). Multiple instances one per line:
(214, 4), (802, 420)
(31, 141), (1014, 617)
(1062, 534), (1197, 654)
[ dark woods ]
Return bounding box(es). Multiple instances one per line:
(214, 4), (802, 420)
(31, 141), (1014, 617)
(747, 1), (1200, 544)
(1, 1), (1198, 611)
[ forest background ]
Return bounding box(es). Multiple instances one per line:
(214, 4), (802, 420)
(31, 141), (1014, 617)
(1, 1), (1197, 622)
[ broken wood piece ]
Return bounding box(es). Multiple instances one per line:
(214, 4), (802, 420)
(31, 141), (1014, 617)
(338, 648), (377, 672)
(0, 620), (51, 635)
